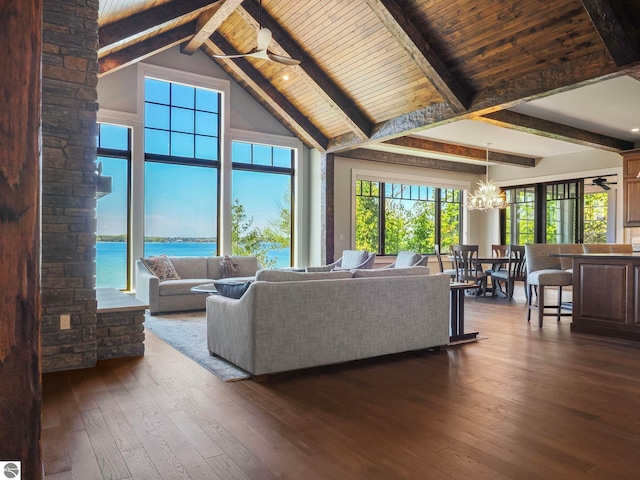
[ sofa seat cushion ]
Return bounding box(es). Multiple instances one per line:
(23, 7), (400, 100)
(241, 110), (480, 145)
(159, 278), (212, 296)
(527, 269), (572, 287)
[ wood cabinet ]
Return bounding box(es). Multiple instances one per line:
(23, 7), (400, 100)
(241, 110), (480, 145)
(622, 149), (640, 227)
(570, 254), (640, 341)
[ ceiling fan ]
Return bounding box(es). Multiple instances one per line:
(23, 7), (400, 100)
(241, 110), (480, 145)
(589, 176), (618, 191)
(212, 0), (300, 66)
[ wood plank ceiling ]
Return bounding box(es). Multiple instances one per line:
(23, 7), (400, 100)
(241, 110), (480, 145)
(98, 0), (640, 169)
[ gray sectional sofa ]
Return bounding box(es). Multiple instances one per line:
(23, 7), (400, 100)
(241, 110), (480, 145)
(135, 255), (261, 315)
(206, 267), (450, 376)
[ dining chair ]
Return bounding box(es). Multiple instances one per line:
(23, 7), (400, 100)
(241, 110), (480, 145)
(434, 244), (457, 279)
(490, 245), (527, 300)
(485, 244), (509, 290)
(451, 244), (488, 297)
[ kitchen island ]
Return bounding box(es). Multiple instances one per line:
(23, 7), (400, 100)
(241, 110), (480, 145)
(555, 253), (640, 341)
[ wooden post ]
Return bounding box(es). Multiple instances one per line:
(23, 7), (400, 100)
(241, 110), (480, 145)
(0, 0), (43, 478)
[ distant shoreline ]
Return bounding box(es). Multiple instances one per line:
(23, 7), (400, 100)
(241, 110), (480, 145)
(97, 236), (217, 243)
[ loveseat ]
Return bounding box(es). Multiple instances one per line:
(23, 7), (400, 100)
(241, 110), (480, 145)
(135, 255), (261, 315)
(206, 267), (450, 376)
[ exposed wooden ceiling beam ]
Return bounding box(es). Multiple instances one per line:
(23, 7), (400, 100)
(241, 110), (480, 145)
(237, 1), (373, 140)
(580, 0), (640, 67)
(327, 52), (627, 152)
(203, 35), (328, 151)
(384, 137), (536, 167)
(181, 0), (242, 55)
(362, 0), (470, 113)
(473, 110), (633, 152)
(99, 23), (196, 76)
(99, 0), (215, 50)
(337, 148), (486, 175)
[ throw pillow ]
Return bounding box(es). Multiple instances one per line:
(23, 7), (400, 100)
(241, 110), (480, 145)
(141, 254), (181, 281)
(213, 281), (252, 299)
(219, 255), (239, 278)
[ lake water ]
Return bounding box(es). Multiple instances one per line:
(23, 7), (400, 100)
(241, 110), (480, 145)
(97, 242), (291, 289)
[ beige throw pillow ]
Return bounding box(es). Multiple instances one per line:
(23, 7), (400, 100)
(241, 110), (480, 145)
(141, 254), (181, 281)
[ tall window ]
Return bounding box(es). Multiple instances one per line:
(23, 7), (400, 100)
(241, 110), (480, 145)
(96, 124), (130, 289)
(583, 191), (609, 243)
(231, 141), (294, 268)
(355, 179), (462, 255)
(504, 186), (536, 245)
(144, 78), (220, 257)
(545, 181), (581, 244)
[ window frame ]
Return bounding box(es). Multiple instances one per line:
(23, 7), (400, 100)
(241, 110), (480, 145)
(501, 179), (586, 245)
(142, 76), (223, 256)
(351, 169), (467, 256)
(231, 140), (295, 266)
(96, 123), (132, 290)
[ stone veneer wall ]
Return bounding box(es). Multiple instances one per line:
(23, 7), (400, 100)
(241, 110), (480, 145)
(96, 311), (145, 361)
(41, 0), (100, 372)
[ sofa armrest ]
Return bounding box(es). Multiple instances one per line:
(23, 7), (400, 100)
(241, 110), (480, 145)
(135, 260), (159, 313)
(206, 289), (256, 372)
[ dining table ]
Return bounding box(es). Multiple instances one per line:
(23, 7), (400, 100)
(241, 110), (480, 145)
(446, 255), (511, 296)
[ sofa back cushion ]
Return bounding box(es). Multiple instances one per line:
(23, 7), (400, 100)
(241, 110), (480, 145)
(393, 251), (422, 268)
(352, 266), (430, 278)
(255, 269), (352, 282)
(207, 256), (261, 279)
(169, 256), (207, 279)
(340, 250), (369, 268)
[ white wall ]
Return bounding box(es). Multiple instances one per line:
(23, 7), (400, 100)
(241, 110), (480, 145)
(492, 149), (622, 184)
(98, 47), (293, 136)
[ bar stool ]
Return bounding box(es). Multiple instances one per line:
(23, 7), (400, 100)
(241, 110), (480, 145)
(524, 244), (573, 327)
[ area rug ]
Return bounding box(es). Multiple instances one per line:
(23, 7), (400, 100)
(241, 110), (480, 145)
(144, 311), (251, 381)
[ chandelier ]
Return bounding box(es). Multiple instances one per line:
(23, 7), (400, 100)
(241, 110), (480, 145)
(466, 143), (507, 210)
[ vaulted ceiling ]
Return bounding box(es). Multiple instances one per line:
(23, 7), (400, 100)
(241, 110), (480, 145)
(98, 0), (640, 174)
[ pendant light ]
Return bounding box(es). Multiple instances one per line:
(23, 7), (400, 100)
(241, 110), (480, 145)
(466, 143), (507, 210)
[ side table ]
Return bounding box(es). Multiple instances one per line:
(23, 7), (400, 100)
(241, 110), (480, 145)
(449, 282), (479, 343)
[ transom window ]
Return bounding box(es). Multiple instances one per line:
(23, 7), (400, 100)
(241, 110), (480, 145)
(144, 78), (220, 161)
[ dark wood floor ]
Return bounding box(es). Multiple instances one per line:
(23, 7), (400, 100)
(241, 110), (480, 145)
(42, 287), (640, 479)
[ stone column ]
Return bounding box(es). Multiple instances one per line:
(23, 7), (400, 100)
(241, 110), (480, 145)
(41, 0), (100, 371)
